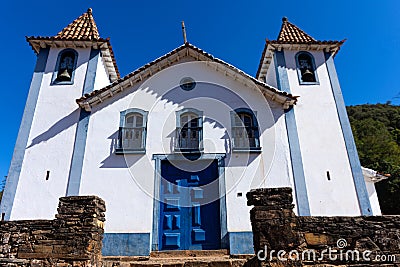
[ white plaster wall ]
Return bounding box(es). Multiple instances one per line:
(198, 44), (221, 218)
(265, 55), (278, 88)
(284, 50), (360, 216)
(10, 47), (91, 220)
(79, 58), (294, 234)
(94, 55), (111, 91)
(365, 181), (382, 215)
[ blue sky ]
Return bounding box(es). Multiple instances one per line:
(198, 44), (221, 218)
(0, 0), (399, 181)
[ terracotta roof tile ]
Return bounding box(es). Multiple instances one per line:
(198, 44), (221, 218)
(54, 8), (100, 40)
(76, 43), (298, 109)
(277, 17), (316, 43)
(256, 17), (345, 80)
(26, 8), (120, 80)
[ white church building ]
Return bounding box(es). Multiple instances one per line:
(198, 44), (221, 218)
(1, 9), (384, 256)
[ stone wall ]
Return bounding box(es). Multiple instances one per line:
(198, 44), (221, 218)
(0, 196), (105, 267)
(247, 188), (400, 266)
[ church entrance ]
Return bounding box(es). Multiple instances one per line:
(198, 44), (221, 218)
(158, 159), (221, 250)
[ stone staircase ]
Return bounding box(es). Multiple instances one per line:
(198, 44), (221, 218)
(102, 250), (254, 267)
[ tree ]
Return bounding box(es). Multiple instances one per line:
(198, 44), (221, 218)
(347, 104), (400, 214)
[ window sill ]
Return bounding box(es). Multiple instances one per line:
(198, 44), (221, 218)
(232, 147), (262, 153)
(174, 148), (204, 154)
(115, 149), (146, 155)
(51, 80), (74, 86)
(298, 81), (320, 85)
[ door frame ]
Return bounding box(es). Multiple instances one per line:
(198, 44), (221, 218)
(151, 153), (227, 251)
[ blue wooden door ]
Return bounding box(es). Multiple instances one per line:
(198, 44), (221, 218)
(159, 160), (220, 250)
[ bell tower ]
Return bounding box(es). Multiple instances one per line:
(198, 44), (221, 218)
(257, 17), (373, 216)
(0, 8), (119, 220)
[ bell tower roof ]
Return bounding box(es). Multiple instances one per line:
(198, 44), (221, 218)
(26, 8), (120, 81)
(55, 8), (100, 40)
(256, 17), (345, 81)
(277, 17), (316, 43)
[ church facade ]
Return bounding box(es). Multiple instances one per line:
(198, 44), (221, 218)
(0, 9), (383, 256)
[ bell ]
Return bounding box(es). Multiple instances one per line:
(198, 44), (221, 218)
(58, 69), (71, 81)
(302, 69), (314, 82)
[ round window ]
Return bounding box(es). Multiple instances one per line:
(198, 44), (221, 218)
(180, 77), (196, 91)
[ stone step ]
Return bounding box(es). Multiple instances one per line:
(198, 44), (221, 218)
(102, 258), (249, 267)
(150, 249), (230, 258)
(102, 251), (254, 267)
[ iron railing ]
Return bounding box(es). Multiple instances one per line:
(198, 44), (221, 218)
(117, 127), (146, 151)
(231, 126), (259, 149)
(175, 127), (202, 151)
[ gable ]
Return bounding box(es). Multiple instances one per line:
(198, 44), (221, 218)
(76, 43), (297, 111)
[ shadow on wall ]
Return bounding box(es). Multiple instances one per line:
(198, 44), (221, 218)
(28, 61), (287, 170)
(100, 131), (145, 168)
(26, 109), (80, 149)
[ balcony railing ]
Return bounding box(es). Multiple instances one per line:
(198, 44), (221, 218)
(116, 127), (146, 153)
(231, 126), (260, 150)
(175, 127), (202, 152)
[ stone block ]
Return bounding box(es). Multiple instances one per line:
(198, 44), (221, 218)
(247, 187), (400, 266)
(247, 188), (293, 207)
(184, 261), (209, 267)
(208, 260), (231, 267)
(0, 195), (105, 266)
(303, 233), (328, 247)
(162, 263), (185, 267)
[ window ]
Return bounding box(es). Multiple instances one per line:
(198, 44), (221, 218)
(116, 108), (148, 154)
(180, 77), (196, 91)
(231, 109), (261, 151)
(175, 108), (203, 152)
(295, 51), (319, 85)
(52, 49), (78, 85)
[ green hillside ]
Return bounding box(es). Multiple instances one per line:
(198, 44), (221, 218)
(347, 104), (400, 215)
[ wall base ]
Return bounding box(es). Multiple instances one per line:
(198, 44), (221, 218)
(102, 233), (151, 256)
(228, 232), (254, 255)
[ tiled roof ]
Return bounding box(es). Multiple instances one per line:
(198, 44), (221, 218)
(26, 8), (120, 80)
(277, 17), (316, 43)
(256, 17), (345, 80)
(55, 8), (100, 40)
(76, 42), (298, 111)
(272, 17), (343, 45)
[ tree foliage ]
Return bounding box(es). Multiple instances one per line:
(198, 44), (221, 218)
(347, 104), (400, 214)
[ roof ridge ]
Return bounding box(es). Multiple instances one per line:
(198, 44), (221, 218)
(76, 42), (297, 109)
(277, 17), (316, 43)
(54, 8), (100, 40)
